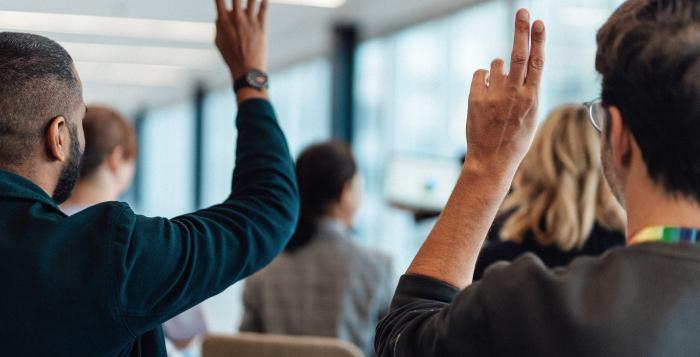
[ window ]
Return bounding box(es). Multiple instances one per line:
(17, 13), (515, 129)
(138, 102), (196, 218)
(200, 59), (332, 209)
(270, 58), (333, 156)
(353, 0), (626, 275)
(201, 87), (237, 208)
(518, 0), (627, 111)
(198, 58), (332, 333)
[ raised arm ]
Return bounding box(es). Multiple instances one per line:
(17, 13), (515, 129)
(376, 9), (546, 356)
(407, 8), (546, 289)
(110, 0), (301, 332)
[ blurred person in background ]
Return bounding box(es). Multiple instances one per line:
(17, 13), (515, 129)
(474, 105), (626, 280)
(240, 141), (394, 356)
(60, 107), (208, 355)
(61, 106), (137, 214)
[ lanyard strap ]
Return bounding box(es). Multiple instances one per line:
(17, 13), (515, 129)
(628, 226), (700, 246)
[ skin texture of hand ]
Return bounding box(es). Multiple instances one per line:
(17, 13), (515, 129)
(215, 0), (269, 103)
(406, 9), (546, 289)
(466, 9), (545, 177)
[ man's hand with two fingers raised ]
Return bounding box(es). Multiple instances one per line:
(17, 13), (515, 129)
(407, 9), (546, 289)
(465, 9), (546, 178)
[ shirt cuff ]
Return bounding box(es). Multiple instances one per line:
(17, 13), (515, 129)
(237, 98), (275, 118)
(395, 274), (460, 304)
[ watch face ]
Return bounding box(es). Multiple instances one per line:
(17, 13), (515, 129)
(246, 70), (269, 89)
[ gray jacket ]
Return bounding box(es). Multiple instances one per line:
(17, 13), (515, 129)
(376, 242), (700, 356)
(241, 219), (394, 356)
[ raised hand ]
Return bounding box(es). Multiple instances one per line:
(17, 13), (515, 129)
(215, 0), (268, 79)
(403, 9), (546, 290)
(465, 9), (546, 174)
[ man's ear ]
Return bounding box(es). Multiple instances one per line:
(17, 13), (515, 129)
(46, 116), (69, 162)
(608, 106), (633, 171)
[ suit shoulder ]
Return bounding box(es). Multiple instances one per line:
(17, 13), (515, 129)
(341, 240), (391, 263)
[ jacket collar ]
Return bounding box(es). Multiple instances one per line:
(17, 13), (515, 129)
(0, 169), (61, 211)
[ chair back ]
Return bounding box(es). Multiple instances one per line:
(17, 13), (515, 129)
(202, 333), (364, 357)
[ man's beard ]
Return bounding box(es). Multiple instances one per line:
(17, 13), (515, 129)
(602, 134), (625, 208)
(52, 124), (83, 204)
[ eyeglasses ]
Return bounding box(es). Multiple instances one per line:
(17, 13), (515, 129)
(583, 98), (607, 133)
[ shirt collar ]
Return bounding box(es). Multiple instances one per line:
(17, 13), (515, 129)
(317, 217), (351, 239)
(60, 204), (89, 216)
(0, 169), (61, 211)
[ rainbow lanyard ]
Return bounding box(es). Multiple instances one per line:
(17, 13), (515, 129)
(628, 226), (700, 246)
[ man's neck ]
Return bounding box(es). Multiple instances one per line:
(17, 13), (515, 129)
(625, 180), (700, 239)
(0, 163), (56, 199)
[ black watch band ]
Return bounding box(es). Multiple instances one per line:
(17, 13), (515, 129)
(234, 69), (269, 93)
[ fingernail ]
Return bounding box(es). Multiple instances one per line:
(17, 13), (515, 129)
(533, 21), (544, 32)
(518, 9), (530, 21)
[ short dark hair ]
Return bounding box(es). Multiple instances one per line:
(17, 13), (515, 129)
(80, 106), (138, 179)
(286, 141), (357, 253)
(0, 32), (82, 165)
(596, 0), (700, 202)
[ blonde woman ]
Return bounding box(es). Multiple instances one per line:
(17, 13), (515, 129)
(474, 104), (626, 280)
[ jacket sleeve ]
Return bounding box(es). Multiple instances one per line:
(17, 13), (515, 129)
(375, 274), (491, 357)
(110, 99), (299, 335)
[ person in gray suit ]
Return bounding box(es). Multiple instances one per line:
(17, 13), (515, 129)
(241, 141), (394, 356)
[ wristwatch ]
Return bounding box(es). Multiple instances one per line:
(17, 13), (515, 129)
(234, 69), (269, 92)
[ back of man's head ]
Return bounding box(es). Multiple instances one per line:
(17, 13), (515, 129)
(0, 32), (82, 166)
(596, 0), (700, 202)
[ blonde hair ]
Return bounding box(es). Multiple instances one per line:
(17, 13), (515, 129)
(499, 105), (626, 251)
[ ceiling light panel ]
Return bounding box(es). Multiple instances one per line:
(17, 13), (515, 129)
(0, 0), (346, 41)
(0, 11), (214, 43)
(271, 0), (346, 8)
(558, 7), (609, 27)
(75, 61), (188, 87)
(62, 42), (219, 69)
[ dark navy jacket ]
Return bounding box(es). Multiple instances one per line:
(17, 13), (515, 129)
(0, 99), (299, 356)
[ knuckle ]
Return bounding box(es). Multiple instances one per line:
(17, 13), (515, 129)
(520, 92), (536, 106)
(506, 83), (519, 92)
(470, 94), (487, 106)
(530, 56), (545, 70)
(511, 53), (528, 66)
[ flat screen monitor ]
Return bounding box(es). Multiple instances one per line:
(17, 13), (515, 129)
(384, 155), (461, 213)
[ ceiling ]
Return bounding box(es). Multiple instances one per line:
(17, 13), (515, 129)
(0, 0), (479, 114)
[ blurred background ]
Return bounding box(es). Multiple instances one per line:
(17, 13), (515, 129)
(1, 0), (624, 340)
